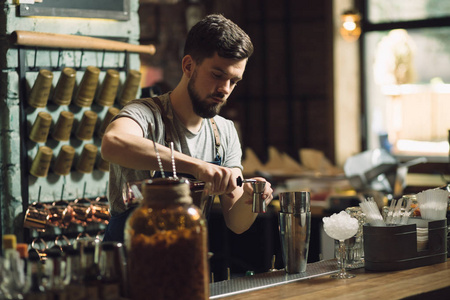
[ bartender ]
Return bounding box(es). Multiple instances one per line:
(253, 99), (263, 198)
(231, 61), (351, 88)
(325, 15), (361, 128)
(101, 14), (274, 242)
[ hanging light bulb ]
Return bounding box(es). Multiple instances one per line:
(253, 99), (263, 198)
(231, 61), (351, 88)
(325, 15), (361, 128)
(340, 9), (361, 42)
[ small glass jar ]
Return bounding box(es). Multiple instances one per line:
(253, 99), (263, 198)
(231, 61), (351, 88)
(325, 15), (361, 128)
(402, 194), (419, 217)
(124, 178), (209, 300)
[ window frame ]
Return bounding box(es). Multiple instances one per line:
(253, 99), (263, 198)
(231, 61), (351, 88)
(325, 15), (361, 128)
(359, 1), (450, 162)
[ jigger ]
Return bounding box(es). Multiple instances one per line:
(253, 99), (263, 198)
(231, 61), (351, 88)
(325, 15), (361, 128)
(28, 69), (53, 108)
(29, 111), (52, 143)
(279, 191), (311, 274)
(98, 107), (119, 139)
(53, 67), (76, 106)
(251, 181), (266, 213)
(236, 178), (267, 213)
(75, 110), (98, 140)
(74, 66), (100, 107)
(76, 144), (98, 173)
(96, 69), (120, 107)
(53, 145), (75, 176)
(118, 69), (141, 106)
(30, 146), (53, 177)
(52, 111), (74, 141)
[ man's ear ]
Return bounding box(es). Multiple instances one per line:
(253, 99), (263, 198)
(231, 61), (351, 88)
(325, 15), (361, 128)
(182, 55), (194, 77)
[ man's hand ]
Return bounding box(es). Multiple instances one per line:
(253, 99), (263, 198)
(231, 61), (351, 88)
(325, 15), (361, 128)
(194, 163), (238, 195)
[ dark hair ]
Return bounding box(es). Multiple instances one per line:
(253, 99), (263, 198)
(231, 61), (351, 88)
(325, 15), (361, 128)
(183, 14), (254, 64)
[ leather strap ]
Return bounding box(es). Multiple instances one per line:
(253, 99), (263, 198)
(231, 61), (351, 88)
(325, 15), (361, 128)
(209, 118), (221, 148)
(152, 97), (172, 145)
(151, 97), (221, 150)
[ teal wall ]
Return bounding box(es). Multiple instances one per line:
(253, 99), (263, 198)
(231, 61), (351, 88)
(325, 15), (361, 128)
(0, 0), (141, 240)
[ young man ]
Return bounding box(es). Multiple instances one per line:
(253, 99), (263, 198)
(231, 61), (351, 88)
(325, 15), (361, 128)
(101, 14), (273, 242)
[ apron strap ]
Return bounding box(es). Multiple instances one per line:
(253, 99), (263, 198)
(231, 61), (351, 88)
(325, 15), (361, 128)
(152, 96), (173, 145)
(209, 118), (221, 151)
(152, 96), (221, 153)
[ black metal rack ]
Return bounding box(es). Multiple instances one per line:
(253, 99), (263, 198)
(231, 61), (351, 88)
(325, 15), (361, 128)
(16, 45), (132, 244)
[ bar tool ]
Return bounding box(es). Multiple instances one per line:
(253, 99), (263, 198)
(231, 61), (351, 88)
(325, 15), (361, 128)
(71, 197), (93, 226)
(236, 177), (256, 186)
(52, 111), (74, 141)
(236, 177), (266, 213)
(23, 202), (49, 231)
(98, 107), (120, 139)
(71, 183), (93, 226)
(76, 144), (97, 173)
(52, 67), (76, 106)
(199, 182), (214, 218)
(30, 146), (53, 177)
(75, 110), (98, 140)
(53, 145), (75, 176)
(28, 69), (53, 108)
(92, 196), (110, 224)
(29, 111), (52, 143)
(74, 65), (100, 107)
(279, 191), (311, 273)
(119, 70), (141, 106)
(97, 156), (110, 172)
(251, 181), (266, 213)
(96, 69), (120, 107)
(48, 200), (74, 228)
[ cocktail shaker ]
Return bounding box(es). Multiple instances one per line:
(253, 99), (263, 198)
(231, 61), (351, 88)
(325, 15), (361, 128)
(279, 191), (311, 273)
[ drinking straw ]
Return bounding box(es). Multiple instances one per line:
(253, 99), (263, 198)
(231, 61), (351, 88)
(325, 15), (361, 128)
(416, 189), (449, 220)
(359, 197), (385, 226)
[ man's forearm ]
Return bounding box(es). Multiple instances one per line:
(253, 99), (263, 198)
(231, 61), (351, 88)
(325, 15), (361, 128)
(101, 130), (203, 176)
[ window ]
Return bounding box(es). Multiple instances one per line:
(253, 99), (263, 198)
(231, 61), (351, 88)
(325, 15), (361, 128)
(362, 0), (450, 161)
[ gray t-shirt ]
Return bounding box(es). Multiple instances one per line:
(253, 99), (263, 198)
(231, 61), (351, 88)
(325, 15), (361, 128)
(107, 93), (243, 215)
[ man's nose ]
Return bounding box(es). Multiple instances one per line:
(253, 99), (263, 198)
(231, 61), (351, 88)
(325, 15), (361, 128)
(217, 80), (232, 95)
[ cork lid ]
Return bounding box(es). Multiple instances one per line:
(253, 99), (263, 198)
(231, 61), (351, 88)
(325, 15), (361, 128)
(2, 234), (17, 250)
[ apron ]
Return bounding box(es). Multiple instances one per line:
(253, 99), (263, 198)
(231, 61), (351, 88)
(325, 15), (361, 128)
(103, 98), (222, 243)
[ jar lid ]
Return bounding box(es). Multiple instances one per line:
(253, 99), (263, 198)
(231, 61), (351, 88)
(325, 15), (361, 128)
(142, 177), (190, 186)
(142, 177), (192, 204)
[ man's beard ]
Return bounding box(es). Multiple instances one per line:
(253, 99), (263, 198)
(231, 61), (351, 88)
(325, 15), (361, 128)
(188, 71), (226, 118)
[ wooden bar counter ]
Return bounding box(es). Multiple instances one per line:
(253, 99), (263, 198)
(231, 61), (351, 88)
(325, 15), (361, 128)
(211, 259), (450, 299)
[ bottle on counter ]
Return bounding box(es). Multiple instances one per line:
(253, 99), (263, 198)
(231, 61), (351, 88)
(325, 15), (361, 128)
(23, 251), (48, 300)
(1, 234), (26, 299)
(63, 246), (86, 300)
(81, 244), (101, 300)
(16, 243), (29, 286)
(98, 242), (124, 300)
(124, 178), (209, 300)
(45, 249), (67, 300)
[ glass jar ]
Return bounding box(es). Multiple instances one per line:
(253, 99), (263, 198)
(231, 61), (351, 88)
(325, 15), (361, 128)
(124, 178), (209, 300)
(402, 194), (419, 217)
